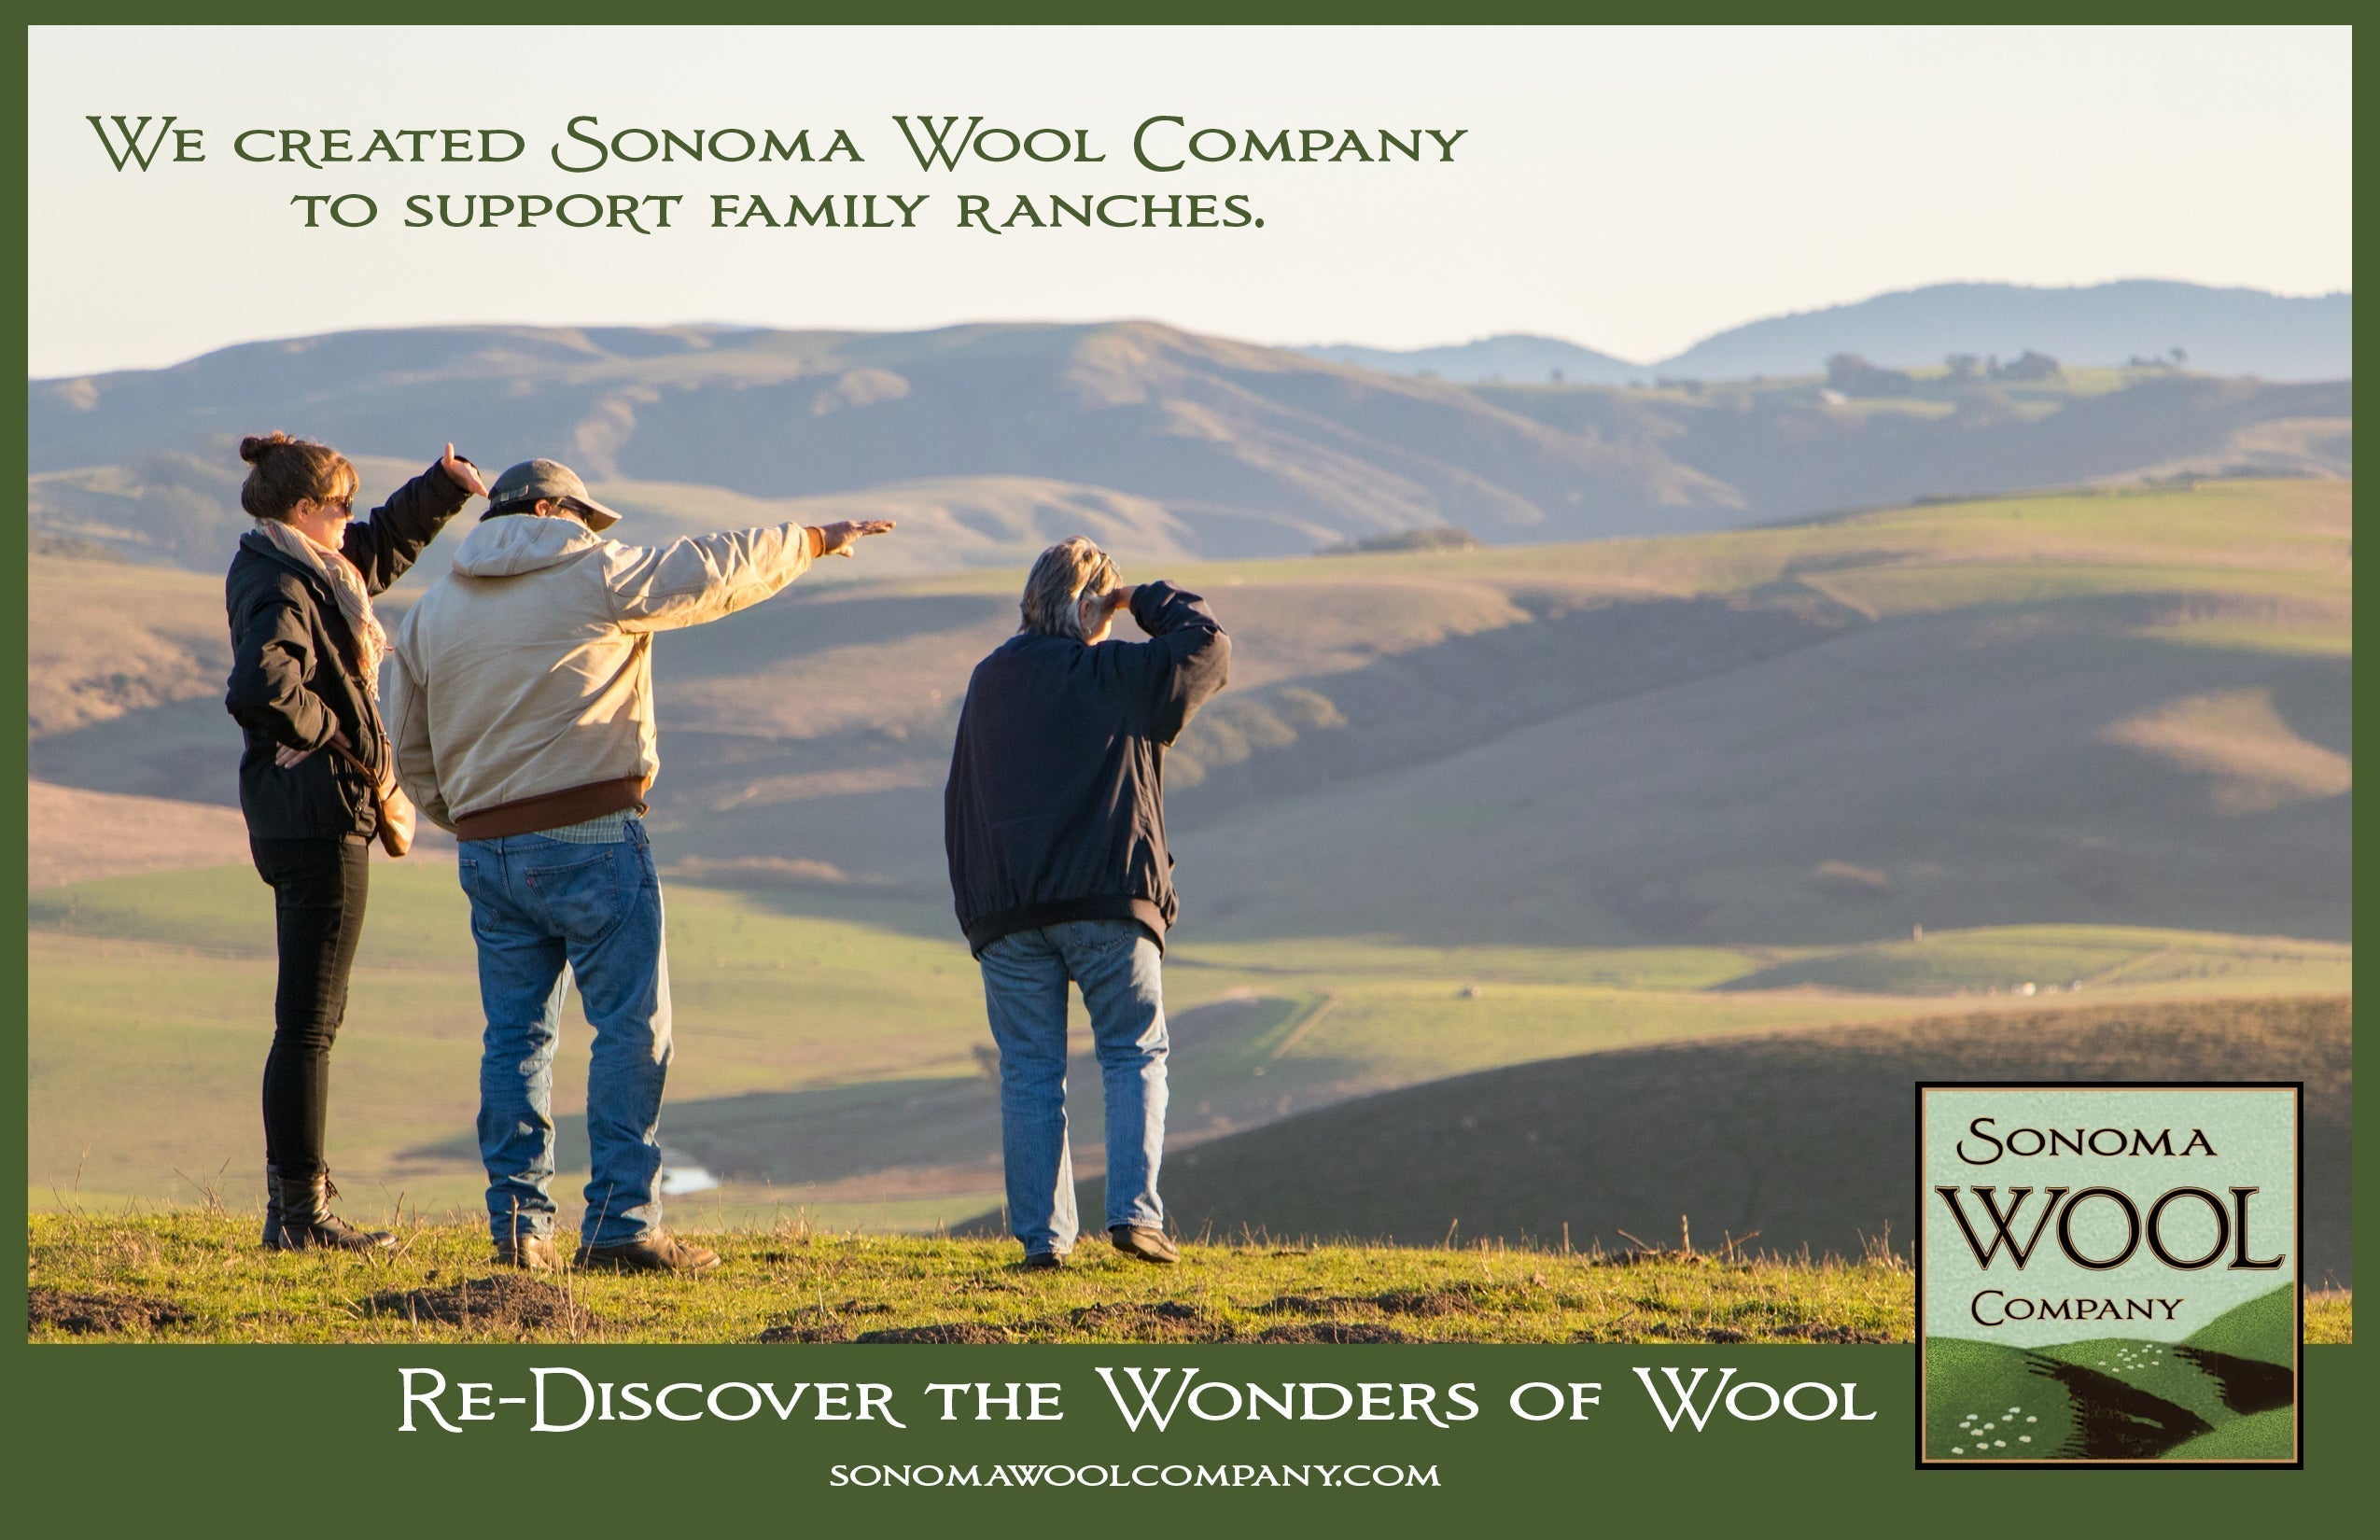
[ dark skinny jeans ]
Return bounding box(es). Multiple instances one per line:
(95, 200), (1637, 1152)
(250, 836), (370, 1179)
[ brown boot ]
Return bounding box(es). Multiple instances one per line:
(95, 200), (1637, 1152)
(1111, 1225), (1180, 1265)
(574, 1230), (721, 1274)
(267, 1170), (395, 1252)
(495, 1234), (559, 1271)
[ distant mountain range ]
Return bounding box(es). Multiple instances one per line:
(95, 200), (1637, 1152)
(1300, 334), (1641, 385)
(28, 310), (2349, 572)
(1298, 281), (2352, 384)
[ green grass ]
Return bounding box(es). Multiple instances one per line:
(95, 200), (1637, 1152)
(704, 479), (2350, 656)
(30, 1210), (1916, 1345)
(2305, 1294), (2351, 1343)
(28, 1212), (2348, 1349)
(1715, 926), (2350, 996)
(31, 861), (2348, 1227)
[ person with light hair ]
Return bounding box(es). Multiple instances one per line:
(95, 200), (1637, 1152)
(944, 538), (1231, 1267)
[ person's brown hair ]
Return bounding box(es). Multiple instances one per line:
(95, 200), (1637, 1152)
(1019, 537), (1119, 639)
(238, 432), (359, 523)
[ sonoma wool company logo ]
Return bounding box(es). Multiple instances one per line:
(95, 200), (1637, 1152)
(1916, 1084), (2301, 1468)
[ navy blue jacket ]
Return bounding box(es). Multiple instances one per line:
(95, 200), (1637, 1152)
(944, 581), (1230, 953)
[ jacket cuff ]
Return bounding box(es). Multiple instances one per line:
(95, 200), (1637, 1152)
(1131, 581), (1189, 633)
(425, 455), (476, 507)
(298, 707), (340, 751)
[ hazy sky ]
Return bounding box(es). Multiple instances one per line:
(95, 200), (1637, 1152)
(27, 25), (2351, 378)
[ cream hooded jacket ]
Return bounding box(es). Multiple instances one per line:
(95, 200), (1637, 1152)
(387, 513), (815, 833)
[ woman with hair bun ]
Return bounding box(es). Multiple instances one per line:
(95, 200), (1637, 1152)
(224, 432), (487, 1250)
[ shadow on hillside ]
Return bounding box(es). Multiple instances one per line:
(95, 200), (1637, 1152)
(32, 698), (240, 805)
(1076, 995), (2353, 1285)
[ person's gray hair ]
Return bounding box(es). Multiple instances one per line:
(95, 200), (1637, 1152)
(1019, 538), (1119, 639)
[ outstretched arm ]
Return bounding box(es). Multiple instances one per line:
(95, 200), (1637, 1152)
(605, 519), (895, 632)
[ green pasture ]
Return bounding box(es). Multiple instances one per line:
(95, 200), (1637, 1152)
(718, 479), (2348, 642)
(28, 859), (2352, 1232)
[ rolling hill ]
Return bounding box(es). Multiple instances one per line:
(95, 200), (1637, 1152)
(28, 480), (2351, 947)
(28, 321), (1744, 558)
(1076, 997), (2350, 1285)
(1298, 333), (1641, 385)
(28, 318), (2348, 572)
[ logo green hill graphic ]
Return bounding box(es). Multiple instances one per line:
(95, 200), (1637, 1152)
(1926, 1284), (2295, 1461)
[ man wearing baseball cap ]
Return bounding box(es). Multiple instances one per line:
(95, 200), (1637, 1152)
(387, 457), (892, 1273)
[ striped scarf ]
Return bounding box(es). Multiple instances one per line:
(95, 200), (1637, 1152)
(254, 519), (387, 699)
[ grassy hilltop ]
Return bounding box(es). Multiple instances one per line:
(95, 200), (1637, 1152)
(25, 1213), (2352, 1348)
(29, 1211), (1917, 1347)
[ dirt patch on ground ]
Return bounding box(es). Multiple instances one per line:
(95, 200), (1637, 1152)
(1372, 1287), (1523, 1316)
(1064, 1300), (1226, 1342)
(1260, 1288), (1497, 1321)
(1262, 1293), (1351, 1313)
(855, 1323), (1017, 1344)
(363, 1274), (602, 1335)
(1371, 1290), (1468, 1317)
(1254, 1321), (1416, 1344)
(30, 1285), (196, 1336)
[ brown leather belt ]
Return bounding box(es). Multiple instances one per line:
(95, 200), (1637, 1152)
(453, 777), (651, 841)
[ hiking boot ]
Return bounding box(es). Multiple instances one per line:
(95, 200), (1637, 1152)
(1020, 1249), (1069, 1270)
(495, 1234), (559, 1271)
(574, 1231), (721, 1274)
(1110, 1225), (1180, 1265)
(266, 1169), (396, 1253)
(261, 1165), (284, 1247)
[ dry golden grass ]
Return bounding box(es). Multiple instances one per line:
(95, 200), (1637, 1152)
(2103, 687), (2353, 810)
(25, 554), (229, 736)
(26, 781), (251, 890)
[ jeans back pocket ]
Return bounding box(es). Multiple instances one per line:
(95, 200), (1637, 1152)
(523, 847), (624, 943)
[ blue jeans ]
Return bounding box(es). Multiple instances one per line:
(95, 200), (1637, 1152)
(456, 821), (672, 1249)
(976, 919), (1169, 1254)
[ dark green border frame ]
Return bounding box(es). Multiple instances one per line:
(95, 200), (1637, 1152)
(8, 16), (2364, 1532)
